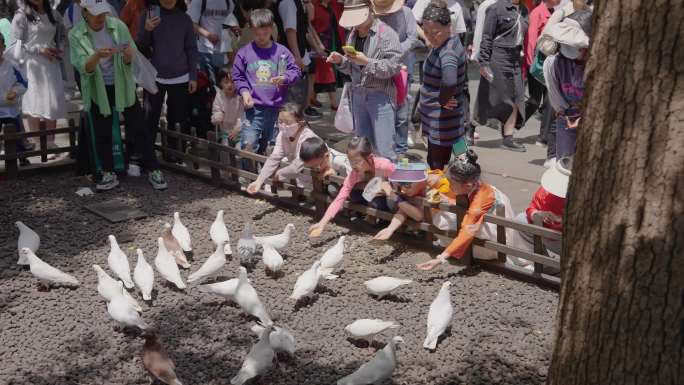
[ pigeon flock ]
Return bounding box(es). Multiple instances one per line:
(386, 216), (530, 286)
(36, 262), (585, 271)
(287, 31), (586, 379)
(13, 213), (456, 385)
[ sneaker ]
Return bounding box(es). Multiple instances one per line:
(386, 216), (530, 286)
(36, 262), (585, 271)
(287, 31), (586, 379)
(535, 136), (548, 147)
(501, 137), (527, 152)
(544, 157), (557, 169)
(304, 107), (322, 118)
(148, 170), (168, 190)
(96, 172), (119, 191)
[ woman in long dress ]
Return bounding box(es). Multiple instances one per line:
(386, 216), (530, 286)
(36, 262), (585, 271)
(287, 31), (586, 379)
(12, 0), (67, 151)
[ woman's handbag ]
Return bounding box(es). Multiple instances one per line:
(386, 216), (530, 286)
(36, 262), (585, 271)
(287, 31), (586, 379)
(334, 82), (354, 133)
(529, 47), (546, 85)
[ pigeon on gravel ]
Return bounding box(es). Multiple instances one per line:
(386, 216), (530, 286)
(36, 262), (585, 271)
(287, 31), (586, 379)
(231, 324), (275, 385)
(162, 223), (190, 269)
(290, 260), (322, 301)
(261, 243), (283, 273)
(236, 222), (257, 264)
(187, 241), (226, 283)
(254, 223), (295, 250)
(16, 221), (40, 265)
(133, 249), (154, 301)
(107, 235), (134, 289)
(154, 237), (186, 290)
(143, 334), (183, 385)
(198, 278), (240, 300)
(319, 236), (345, 279)
(344, 319), (400, 352)
(107, 282), (149, 330)
(234, 267), (272, 325)
(210, 210), (232, 255)
(21, 248), (79, 288)
(250, 324), (296, 355)
(364, 277), (412, 299)
(172, 211), (192, 252)
(336, 336), (404, 385)
(424, 281), (453, 350)
(93, 264), (142, 311)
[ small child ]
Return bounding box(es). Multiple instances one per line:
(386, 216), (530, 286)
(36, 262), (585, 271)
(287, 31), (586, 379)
(0, 34), (30, 165)
(246, 103), (320, 194)
(276, 136), (352, 182)
(309, 136), (396, 238)
(211, 69), (244, 146)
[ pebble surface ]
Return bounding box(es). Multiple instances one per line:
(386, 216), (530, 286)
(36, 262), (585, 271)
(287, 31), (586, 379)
(0, 172), (558, 385)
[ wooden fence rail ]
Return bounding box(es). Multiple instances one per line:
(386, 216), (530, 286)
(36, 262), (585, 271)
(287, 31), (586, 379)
(157, 127), (562, 289)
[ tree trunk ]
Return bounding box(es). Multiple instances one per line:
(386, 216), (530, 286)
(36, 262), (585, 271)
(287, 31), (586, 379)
(547, 1), (684, 385)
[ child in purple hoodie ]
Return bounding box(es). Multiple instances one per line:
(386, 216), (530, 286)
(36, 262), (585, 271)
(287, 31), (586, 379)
(232, 8), (300, 154)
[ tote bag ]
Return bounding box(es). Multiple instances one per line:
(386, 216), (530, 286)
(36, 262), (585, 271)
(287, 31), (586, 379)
(334, 82), (354, 133)
(132, 51), (158, 94)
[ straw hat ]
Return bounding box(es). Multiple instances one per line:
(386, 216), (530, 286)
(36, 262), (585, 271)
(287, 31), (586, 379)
(339, 0), (372, 28)
(371, 0), (404, 15)
(541, 157), (572, 198)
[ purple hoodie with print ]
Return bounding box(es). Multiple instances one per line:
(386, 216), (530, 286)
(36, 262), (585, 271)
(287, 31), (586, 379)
(231, 42), (301, 108)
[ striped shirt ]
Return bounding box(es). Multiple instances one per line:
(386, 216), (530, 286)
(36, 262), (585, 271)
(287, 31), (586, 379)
(419, 35), (467, 147)
(338, 19), (402, 104)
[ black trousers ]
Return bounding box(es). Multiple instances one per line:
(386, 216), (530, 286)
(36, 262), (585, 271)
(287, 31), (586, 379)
(427, 140), (453, 171)
(89, 85), (159, 172)
(143, 82), (190, 156)
(524, 74), (546, 122)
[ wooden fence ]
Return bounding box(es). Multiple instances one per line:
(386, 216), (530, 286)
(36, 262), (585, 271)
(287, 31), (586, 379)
(157, 127), (562, 289)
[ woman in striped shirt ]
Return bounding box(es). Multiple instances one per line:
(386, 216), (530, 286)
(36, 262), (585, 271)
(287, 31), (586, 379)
(418, 0), (467, 170)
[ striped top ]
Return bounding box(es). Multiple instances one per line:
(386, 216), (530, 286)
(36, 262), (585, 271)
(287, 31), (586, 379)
(419, 35), (467, 147)
(338, 19), (402, 104)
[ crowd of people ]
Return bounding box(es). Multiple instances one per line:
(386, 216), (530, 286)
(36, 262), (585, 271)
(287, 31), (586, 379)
(0, 0), (594, 268)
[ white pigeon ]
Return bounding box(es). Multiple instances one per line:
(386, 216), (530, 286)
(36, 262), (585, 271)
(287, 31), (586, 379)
(16, 221), (40, 265)
(210, 210), (232, 255)
(163, 223), (190, 269)
(364, 277), (413, 299)
(337, 336), (404, 385)
(93, 264), (142, 312)
(236, 222), (257, 264)
(234, 267), (272, 325)
(133, 249), (154, 301)
(198, 278), (240, 300)
(171, 211), (192, 252)
(254, 223), (295, 250)
(21, 248), (79, 288)
(107, 235), (134, 289)
(249, 324), (296, 355)
(154, 237), (186, 290)
(290, 260), (321, 301)
(107, 282), (149, 330)
(345, 319), (400, 351)
(231, 325), (275, 385)
(187, 242), (226, 283)
(423, 281), (454, 350)
(261, 243), (283, 273)
(319, 236), (345, 279)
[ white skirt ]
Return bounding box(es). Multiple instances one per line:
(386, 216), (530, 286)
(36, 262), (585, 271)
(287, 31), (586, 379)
(22, 54), (67, 120)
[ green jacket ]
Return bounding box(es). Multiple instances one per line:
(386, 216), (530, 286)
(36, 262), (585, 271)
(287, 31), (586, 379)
(68, 17), (137, 116)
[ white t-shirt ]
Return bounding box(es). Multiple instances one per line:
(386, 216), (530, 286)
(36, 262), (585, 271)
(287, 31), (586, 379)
(89, 26), (115, 85)
(412, 0), (467, 36)
(188, 0), (234, 54)
(277, 0), (310, 65)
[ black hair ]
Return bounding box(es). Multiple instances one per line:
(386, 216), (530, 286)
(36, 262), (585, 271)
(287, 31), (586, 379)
(23, 0), (56, 24)
(567, 9), (593, 37)
(447, 149), (481, 183)
(347, 136), (373, 159)
(299, 137), (329, 162)
(279, 102), (305, 122)
(249, 8), (274, 28)
(216, 68), (232, 85)
(0, 0), (18, 19)
(0, 33), (4, 46)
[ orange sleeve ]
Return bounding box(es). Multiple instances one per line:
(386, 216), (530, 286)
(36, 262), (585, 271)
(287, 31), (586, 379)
(443, 184), (496, 259)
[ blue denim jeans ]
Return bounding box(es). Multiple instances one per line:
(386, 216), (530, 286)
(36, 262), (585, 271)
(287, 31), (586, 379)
(241, 105), (279, 154)
(394, 93), (410, 154)
(555, 116), (578, 159)
(351, 88), (397, 161)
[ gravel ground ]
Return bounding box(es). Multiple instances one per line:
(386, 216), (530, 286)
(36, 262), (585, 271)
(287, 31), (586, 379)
(0, 172), (558, 385)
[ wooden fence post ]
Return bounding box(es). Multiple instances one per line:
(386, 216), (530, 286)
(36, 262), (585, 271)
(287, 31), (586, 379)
(68, 118), (76, 158)
(313, 177), (327, 219)
(39, 120), (47, 163)
(208, 142), (221, 186)
(456, 195), (473, 266)
(533, 234), (545, 276)
(4, 123), (18, 179)
(496, 204), (507, 263)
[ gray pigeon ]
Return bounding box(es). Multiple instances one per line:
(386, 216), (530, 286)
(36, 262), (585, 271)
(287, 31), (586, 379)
(236, 223), (257, 264)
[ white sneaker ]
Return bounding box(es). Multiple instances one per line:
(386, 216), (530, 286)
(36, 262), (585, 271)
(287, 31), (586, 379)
(544, 157), (557, 169)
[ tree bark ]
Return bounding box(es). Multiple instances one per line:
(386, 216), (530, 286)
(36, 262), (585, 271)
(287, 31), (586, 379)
(547, 1), (684, 385)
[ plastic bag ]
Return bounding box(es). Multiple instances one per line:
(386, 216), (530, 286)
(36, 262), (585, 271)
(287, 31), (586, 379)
(132, 50), (158, 94)
(334, 82), (354, 133)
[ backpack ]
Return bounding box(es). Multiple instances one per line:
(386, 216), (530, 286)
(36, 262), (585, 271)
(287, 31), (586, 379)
(199, 0), (233, 22)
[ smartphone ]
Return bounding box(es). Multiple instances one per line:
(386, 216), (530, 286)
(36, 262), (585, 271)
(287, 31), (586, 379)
(341, 45), (358, 57)
(148, 5), (160, 19)
(111, 43), (129, 53)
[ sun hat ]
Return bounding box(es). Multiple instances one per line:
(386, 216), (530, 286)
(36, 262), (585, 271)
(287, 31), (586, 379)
(545, 18), (589, 49)
(389, 160), (427, 183)
(371, 0), (404, 15)
(339, 0), (372, 28)
(541, 157), (572, 198)
(81, 0), (111, 16)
